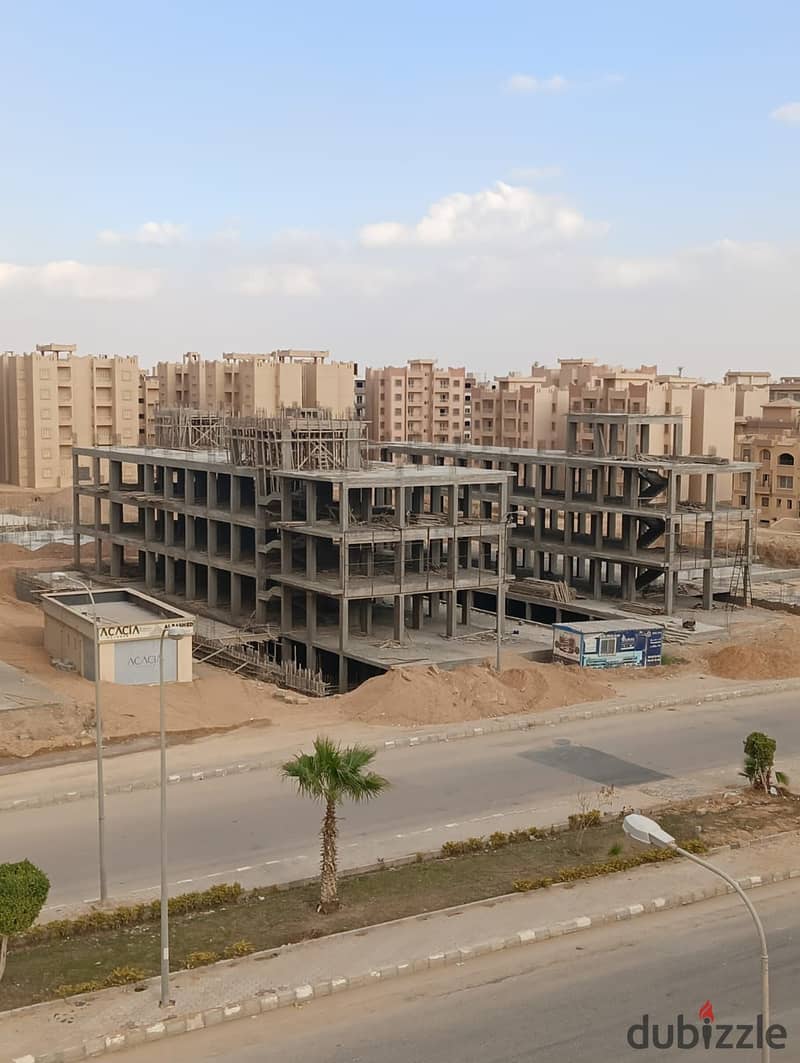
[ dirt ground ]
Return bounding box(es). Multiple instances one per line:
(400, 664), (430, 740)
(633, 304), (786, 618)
(1, 543), (799, 756)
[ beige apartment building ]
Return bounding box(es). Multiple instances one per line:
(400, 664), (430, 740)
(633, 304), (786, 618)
(156, 350), (356, 418)
(471, 373), (569, 449)
(0, 344), (141, 488)
(735, 398), (800, 524)
(138, 371), (160, 446)
(364, 359), (475, 444)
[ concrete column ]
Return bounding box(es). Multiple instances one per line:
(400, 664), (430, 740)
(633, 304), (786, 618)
(144, 464), (155, 493)
(306, 591), (317, 644)
(306, 536), (318, 579)
(145, 550), (156, 588)
(664, 565), (675, 614)
(109, 460), (122, 492)
(339, 599), (349, 651)
(208, 567), (219, 608)
(621, 562), (636, 602)
(306, 481), (318, 524)
(590, 558), (602, 599)
(94, 535), (103, 573)
(338, 654), (348, 694)
(702, 518), (715, 609)
(393, 595), (406, 641)
(446, 590), (457, 636)
(410, 595), (424, 629)
(165, 555), (176, 595)
(111, 543), (123, 578)
(186, 561), (196, 600)
(394, 535), (405, 587)
(359, 599), (374, 634)
(231, 572), (242, 618)
(461, 589), (473, 625)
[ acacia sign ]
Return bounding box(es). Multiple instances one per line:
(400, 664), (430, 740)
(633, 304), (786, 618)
(96, 620), (193, 643)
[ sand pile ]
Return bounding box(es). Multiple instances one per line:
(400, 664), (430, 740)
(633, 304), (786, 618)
(338, 653), (614, 726)
(706, 623), (800, 680)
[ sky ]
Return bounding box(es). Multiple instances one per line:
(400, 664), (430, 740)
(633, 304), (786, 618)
(1, 0), (799, 377)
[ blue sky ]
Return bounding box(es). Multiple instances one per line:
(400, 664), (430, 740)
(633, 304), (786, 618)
(1, 1), (798, 374)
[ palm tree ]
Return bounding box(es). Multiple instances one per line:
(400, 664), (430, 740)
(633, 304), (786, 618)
(282, 736), (389, 913)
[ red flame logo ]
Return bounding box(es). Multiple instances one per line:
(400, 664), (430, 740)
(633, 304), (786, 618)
(698, 1001), (715, 1022)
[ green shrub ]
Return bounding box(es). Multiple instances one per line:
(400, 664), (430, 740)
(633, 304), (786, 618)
(0, 859), (50, 982)
(19, 881), (245, 946)
(489, 831), (509, 850)
(55, 965), (146, 997)
(742, 731), (784, 793)
(508, 829), (533, 844)
(568, 809), (602, 831)
(608, 843), (623, 857)
(512, 839), (707, 892)
(223, 939), (255, 959)
(184, 950), (219, 969)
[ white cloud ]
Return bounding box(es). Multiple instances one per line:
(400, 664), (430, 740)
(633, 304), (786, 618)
(595, 240), (783, 289)
(770, 102), (800, 124)
(0, 260), (160, 300)
(237, 264), (320, 297)
(505, 73), (568, 95)
(98, 221), (186, 246)
(594, 256), (683, 289)
(359, 181), (604, 249)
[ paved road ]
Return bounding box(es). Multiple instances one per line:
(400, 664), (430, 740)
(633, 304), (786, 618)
(2, 690), (797, 908)
(113, 880), (800, 1061)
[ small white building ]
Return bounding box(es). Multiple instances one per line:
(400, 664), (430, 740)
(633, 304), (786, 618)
(42, 588), (194, 684)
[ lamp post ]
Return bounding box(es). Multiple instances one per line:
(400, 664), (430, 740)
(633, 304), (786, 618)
(52, 572), (108, 902)
(158, 624), (185, 1009)
(623, 813), (770, 1062)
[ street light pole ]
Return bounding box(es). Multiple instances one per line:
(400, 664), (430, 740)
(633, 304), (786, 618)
(158, 624), (183, 1009)
(52, 572), (108, 902)
(623, 814), (770, 1063)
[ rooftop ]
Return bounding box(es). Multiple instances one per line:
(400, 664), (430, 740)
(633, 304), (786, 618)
(381, 441), (758, 475)
(42, 588), (193, 627)
(554, 619), (665, 635)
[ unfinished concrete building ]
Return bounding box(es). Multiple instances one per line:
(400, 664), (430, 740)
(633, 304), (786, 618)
(380, 423), (757, 618)
(71, 415), (511, 690)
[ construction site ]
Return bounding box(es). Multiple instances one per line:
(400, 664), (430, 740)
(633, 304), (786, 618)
(53, 408), (760, 694)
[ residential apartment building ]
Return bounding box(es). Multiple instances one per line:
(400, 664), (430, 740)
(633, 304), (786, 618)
(364, 359), (474, 444)
(769, 377), (800, 403)
(735, 398), (800, 524)
(471, 373), (569, 450)
(0, 344), (141, 488)
(138, 371), (160, 446)
(155, 350), (356, 417)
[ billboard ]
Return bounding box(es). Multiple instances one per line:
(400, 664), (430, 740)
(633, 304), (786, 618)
(114, 638), (177, 685)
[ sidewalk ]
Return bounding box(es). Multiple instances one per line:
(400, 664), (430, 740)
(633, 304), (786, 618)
(2, 673), (797, 812)
(3, 831), (799, 1063)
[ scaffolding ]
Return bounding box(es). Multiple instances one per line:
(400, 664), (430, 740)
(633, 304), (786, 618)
(227, 413), (367, 474)
(155, 408), (230, 449)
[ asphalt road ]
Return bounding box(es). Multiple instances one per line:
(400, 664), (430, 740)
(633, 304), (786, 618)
(113, 879), (800, 1062)
(2, 690), (798, 908)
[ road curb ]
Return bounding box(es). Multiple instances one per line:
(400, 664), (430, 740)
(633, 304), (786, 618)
(3, 677), (799, 814)
(8, 861), (800, 1063)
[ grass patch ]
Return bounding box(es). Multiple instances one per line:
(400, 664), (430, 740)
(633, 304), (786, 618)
(0, 794), (795, 1011)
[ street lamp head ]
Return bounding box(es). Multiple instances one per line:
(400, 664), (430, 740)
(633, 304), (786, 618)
(164, 625), (187, 640)
(623, 813), (676, 848)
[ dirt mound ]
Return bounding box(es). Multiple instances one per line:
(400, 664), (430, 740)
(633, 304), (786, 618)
(339, 654), (614, 726)
(706, 623), (800, 680)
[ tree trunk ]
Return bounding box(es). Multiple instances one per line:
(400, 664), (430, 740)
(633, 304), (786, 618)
(318, 797), (340, 913)
(0, 935), (7, 984)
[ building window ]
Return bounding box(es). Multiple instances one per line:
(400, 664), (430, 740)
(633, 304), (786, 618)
(778, 476), (793, 489)
(761, 496), (770, 506)
(41, 409), (51, 419)
(123, 390), (132, 401)
(122, 370), (132, 381)
(123, 409), (133, 419)
(760, 449), (771, 462)
(740, 495), (747, 505)
(41, 428), (51, 438)
(42, 449), (52, 459)
(778, 452), (795, 466)
(741, 449), (751, 461)
(39, 368), (50, 379)
(40, 387), (51, 399)
(42, 468), (52, 478)
(789, 500), (794, 510)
